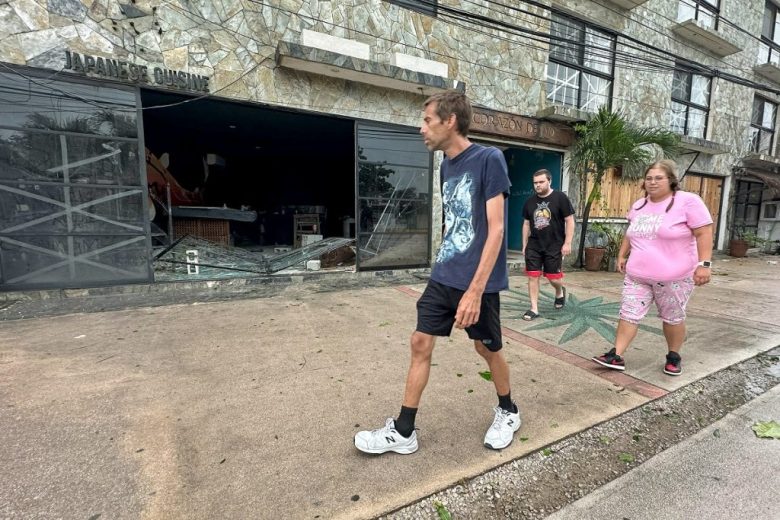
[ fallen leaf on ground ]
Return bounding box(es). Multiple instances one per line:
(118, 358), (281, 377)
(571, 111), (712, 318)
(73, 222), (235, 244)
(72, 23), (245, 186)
(752, 420), (780, 439)
(478, 370), (493, 381)
(433, 500), (452, 520)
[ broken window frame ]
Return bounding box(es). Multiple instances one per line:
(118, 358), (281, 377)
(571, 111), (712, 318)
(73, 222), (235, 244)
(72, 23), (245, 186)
(0, 66), (152, 290)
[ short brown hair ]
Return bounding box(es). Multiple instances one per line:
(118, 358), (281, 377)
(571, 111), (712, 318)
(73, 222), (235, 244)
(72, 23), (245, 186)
(533, 169), (552, 181)
(424, 91), (472, 137)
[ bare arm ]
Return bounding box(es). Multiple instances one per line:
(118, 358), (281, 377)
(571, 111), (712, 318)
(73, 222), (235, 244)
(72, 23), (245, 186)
(562, 215), (575, 256)
(455, 193), (505, 329)
(692, 224), (713, 286)
(522, 219), (530, 256)
(617, 235), (631, 273)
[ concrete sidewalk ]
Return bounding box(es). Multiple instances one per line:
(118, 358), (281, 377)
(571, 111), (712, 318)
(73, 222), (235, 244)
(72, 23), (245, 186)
(548, 384), (780, 520)
(0, 255), (778, 519)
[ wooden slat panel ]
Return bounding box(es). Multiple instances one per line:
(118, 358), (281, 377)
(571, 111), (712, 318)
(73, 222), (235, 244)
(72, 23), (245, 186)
(700, 177), (722, 231)
(584, 168), (644, 218)
(585, 171), (722, 231)
(680, 174), (722, 232)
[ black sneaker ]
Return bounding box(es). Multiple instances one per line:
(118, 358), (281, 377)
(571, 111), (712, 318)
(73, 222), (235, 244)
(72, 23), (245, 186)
(664, 352), (682, 376)
(592, 348), (625, 371)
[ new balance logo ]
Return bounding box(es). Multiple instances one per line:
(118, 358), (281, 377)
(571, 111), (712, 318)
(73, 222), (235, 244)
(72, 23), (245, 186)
(385, 436), (395, 444)
(507, 420), (514, 426)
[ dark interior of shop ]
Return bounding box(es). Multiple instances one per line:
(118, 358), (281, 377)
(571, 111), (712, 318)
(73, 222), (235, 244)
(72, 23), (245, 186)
(140, 89), (355, 250)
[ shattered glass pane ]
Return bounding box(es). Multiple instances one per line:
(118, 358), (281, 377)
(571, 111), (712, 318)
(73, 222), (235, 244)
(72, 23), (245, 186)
(264, 237), (354, 273)
(153, 235), (354, 281)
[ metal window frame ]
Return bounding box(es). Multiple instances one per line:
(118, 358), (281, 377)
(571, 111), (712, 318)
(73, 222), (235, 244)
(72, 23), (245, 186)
(761, 0), (780, 65)
(671, 66), (711, 137)
(547, 14), (616, 111)
(683, 0), (721, 30)
(0, 65), (152, 290)
(750, 95), (777, 154)
(732, 179), (766, 237)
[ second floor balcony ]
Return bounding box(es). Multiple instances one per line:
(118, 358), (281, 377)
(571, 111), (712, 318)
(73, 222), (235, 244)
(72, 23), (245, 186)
(671, 19), (741, 57)
(672, 0), (741, 57)
(755, 42), (780, 84)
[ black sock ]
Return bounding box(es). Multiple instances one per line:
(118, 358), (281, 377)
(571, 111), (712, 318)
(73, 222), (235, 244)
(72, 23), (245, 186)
(498, 393), (517, 413)
(395, 406), (417, 437)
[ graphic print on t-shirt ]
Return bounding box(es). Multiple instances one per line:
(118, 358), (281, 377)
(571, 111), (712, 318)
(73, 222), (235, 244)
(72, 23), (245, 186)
(437, 173), (474, 263)
(533, 201), (552, 230)
(629, 213), (664, 240)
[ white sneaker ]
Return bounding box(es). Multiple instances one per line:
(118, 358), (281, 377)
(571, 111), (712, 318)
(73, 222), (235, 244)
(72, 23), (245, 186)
(484, 405), (521, 450)
(354, 418), (418, 455)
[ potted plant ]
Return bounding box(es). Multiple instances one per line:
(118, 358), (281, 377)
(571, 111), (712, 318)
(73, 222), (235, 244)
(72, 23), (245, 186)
(729, 228), (767, 257)
(584, 223), (608, 271)
(588, 222), (626, 271)
(728, 227), (747, 257)
(603, 224), (627, 271)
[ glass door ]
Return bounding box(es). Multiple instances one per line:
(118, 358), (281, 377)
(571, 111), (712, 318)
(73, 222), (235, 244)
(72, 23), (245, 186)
(355, 123), (432, 270)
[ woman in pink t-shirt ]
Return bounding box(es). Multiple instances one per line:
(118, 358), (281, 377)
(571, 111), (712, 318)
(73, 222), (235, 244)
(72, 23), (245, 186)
(593, 160), (713, 376)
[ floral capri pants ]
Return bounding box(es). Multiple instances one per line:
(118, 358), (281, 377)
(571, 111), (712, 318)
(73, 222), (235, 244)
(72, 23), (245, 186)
(619, 274), (694, 325)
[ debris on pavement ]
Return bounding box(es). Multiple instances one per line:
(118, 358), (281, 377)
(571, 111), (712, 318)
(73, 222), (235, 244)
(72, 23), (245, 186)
(751, 420), (780, 439)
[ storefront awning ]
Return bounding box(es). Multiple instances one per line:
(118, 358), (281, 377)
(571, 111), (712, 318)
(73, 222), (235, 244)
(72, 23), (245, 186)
(276, 41), (463, 97)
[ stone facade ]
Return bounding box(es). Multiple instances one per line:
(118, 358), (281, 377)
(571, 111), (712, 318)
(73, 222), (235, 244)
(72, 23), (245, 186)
(2, 0), (779, 250)
(0, 1), (553, 125)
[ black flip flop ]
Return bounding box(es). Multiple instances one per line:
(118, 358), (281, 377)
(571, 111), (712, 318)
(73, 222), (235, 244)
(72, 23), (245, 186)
(522, 310), (539, 321)
(554, 287), (567, 309)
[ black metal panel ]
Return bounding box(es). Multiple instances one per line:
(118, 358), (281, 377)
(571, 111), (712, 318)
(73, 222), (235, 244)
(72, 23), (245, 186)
(0, 68), (150, 290)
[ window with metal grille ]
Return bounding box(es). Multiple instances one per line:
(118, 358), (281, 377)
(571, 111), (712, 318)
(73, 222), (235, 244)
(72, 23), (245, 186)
(545, 14), (615, 112)
(670, 66), (711, 139)
(758, 1), (780, 66)
(750, 96), (777, 155)
(677, 0), (720, 30)
(732, 180), (765, 238)
(385, 0), (437, 17)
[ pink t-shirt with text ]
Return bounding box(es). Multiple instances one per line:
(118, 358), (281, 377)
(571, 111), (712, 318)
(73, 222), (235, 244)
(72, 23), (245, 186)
(625, 191), (712, 281)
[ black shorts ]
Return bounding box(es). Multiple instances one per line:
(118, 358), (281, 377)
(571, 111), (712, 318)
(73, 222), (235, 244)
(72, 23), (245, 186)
(525, 245), (563, 278)
(416, 280), (503, 351)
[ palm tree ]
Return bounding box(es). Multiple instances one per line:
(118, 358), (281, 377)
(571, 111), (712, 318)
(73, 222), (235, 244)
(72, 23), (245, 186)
(569, 106), (681, 267)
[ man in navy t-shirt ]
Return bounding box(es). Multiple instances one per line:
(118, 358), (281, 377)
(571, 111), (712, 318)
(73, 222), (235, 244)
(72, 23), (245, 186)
(355, 91), (521, 455)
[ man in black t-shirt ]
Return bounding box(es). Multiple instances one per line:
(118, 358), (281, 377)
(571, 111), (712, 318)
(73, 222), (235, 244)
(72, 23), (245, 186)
(521, 169), (575, 320)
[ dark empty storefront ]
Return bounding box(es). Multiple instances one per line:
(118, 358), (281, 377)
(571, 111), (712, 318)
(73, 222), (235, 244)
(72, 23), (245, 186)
(0, 68), (433, 290)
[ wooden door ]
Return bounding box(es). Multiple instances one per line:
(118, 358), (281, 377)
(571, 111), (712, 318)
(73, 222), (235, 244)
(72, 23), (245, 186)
(681, 174), (723, 242)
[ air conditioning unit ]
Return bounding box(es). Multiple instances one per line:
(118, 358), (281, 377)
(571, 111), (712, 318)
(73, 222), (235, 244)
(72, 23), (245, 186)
(760, 201), (780, 221)
(757, 201), (780, 243)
